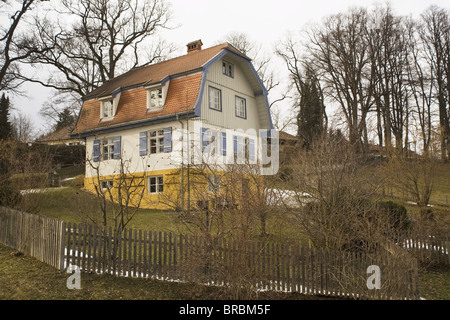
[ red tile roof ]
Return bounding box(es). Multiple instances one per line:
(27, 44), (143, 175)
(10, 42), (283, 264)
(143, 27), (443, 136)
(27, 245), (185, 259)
(74, 42), (248, 135)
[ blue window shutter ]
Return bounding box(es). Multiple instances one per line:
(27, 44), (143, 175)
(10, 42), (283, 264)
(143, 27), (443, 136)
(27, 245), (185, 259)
(93, 139), (100, 162)
(221, 132), (226, 156)
(113, 136), (122, 159)
(201, 127), (207, 152)
(139, 131), (148, 156)
(163, 127), (172, 153)
(249, 138), (255, 161)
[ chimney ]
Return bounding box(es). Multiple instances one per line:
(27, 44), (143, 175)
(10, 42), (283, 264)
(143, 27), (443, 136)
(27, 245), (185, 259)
(186, 40), (203, 54)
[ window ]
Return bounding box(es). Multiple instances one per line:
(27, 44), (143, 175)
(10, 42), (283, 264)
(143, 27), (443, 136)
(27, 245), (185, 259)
(222, 60), (234, 78)
(201, 128), (226, 156)
(208, 175), (221, 193)
(208, 86), (222, 111)
(148, 87), (163, 110)
(149, 129), (165, 154)
(101, 180), (113, 190)
(235, 96), (246, 119)
(148, 176), (163, 194)
(233, 136), (255, 162)
(234, 136), (246, 160)
(102, 138), (115, 160)
(93, 136), (121, 162)
(101, 99), (114, 119)
(139, 127), (172, 156)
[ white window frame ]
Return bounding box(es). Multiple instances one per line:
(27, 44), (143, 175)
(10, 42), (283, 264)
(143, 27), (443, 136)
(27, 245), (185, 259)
(101, 180), (114, 190)
(208, 86), (222, 111)
(102, 138), (115, 161)
(222, 60), (234, 78)
(101, 99), (114, 120)
(149, 129), (165, 154)
(147, 87), (164, 110)
(235, 96), (246, 119)
(208, 175), (221, 194)
(148, 176), (164, 194)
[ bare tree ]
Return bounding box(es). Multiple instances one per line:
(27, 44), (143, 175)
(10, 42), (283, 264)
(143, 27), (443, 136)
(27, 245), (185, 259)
(83, 157), (148, 233)
(405, 18), (435, 154)
(367, 5), (412, 154)
(0, 0), (51, 92)
(304, 7), (375, 153)
(11, 110), (34, 143)
(22, 0), (175, 97)
(276, 37), (327, 148)
(419, 6), (450, 161)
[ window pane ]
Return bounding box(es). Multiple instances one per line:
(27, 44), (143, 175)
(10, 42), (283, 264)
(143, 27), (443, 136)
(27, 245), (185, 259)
(209, 87), (220, 110)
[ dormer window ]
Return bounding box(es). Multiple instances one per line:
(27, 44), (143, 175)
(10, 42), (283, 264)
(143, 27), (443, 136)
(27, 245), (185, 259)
(101, 99), (114, 119)
(146, 84), (167, 112)
(99, 89), (121, 121)
(149, 87), (163, 109)
(222, 60), (234, 78)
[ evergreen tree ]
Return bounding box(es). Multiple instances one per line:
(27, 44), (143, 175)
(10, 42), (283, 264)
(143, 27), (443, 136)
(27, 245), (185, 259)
(0, 93), (13, 140)
(54, 107), (75, 132)
(297, 70), (325, 149)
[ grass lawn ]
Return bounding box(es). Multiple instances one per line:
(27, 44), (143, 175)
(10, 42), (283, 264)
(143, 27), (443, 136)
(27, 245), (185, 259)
(0, 243), (323, 301)
(418, 266), (450, 300)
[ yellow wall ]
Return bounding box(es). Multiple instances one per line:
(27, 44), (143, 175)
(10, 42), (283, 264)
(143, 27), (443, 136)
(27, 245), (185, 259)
(83, 166), (263, 211)
(83, 168), (220, 211)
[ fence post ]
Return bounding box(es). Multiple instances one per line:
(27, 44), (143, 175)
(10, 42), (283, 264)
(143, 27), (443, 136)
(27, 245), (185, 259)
(59, 221), (66, 272)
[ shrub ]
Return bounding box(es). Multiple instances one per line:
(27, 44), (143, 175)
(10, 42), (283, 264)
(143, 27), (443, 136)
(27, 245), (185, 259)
(377, 201), (410, 231)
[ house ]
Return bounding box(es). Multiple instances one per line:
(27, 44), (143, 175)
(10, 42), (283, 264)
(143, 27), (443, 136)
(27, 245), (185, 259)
(37, 125), (84, 146)
(278, 131), (299, 164)
(71, 40), (275, 210)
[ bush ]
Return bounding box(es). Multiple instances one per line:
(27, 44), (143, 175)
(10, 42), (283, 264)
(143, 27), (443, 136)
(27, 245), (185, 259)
(377, 201), (411, 231)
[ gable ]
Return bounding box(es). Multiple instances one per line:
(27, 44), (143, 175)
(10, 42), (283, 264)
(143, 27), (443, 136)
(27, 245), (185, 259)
(194, 50), (273, 131)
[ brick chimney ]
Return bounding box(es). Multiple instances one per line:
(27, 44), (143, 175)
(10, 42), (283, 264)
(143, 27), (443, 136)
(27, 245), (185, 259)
(186, 40), (203, 54)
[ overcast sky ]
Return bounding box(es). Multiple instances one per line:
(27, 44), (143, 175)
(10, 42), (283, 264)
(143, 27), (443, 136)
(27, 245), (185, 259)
(6, 0), (450, 136)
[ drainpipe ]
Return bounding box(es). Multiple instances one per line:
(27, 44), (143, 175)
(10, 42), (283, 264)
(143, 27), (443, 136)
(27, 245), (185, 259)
(177, 114), (184, 211)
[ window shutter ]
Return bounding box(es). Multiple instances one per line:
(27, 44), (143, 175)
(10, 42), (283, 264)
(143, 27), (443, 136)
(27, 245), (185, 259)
(93, 139), (101, 162)
(139, 131), (148, 156)
(201, 127), (208, 152)
(249, 138), (255, 161)
(163, 127), (172, 153)
(221, 132), (226, 156)
(113, 136), (122, 159)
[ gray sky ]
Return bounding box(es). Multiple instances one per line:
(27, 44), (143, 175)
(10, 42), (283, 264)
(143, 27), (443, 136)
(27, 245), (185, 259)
(6, 0), (450, 136)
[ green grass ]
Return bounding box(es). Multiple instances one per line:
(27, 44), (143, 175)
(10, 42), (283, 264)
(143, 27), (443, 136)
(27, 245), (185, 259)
(0, 243), (320, 300)
(33, 186), (188, 233)
(418, 266), (450, 300)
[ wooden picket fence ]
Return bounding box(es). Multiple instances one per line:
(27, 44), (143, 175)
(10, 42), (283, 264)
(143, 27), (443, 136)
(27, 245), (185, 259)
(5, 207), (450, 299)
(399, 231), (450, 266)
(63, 222), (421, 299)
(0, 207), (65, 270)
